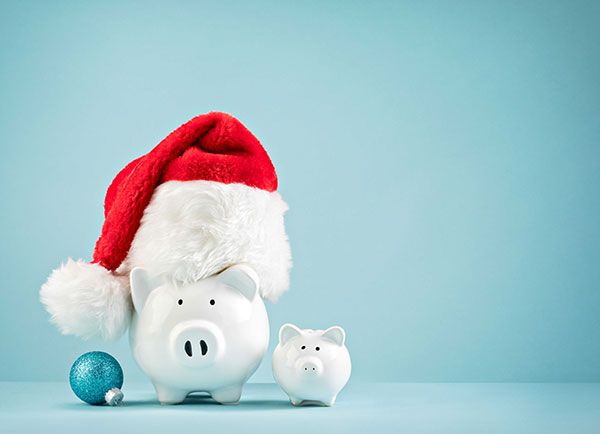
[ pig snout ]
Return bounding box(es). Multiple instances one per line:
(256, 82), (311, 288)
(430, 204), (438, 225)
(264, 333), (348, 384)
(295, 357), (324, 376)
(170, 320), (225, 367)
(183, 338), (209, 357)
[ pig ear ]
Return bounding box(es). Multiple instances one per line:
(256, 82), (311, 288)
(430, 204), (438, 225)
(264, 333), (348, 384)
(279, 323), (302, 346)
(218, 264), (259, 301)
(321, 326), (345, 346)
(129, 267), (161, 312)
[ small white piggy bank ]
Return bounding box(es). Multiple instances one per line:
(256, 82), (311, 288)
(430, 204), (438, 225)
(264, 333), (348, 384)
(129, 264), (269, 405)
(272, 324), (351, 406)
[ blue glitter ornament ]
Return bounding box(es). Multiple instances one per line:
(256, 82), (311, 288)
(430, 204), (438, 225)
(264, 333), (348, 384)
(69, 351), (124, 406)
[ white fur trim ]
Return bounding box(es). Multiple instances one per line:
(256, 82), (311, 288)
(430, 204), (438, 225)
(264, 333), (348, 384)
(120, 180), (292, 301)
(40, 259), (131, 341)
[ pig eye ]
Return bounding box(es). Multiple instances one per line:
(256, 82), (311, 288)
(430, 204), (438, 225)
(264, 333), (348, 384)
(209, 299), (215, 306)
(178, 299), (183, 305)
(301, 345), (306, 350)
(315, 347), (320, 351)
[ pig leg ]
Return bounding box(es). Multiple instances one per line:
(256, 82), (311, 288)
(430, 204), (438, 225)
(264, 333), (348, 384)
(210, 385), (242, 405)
(154, 384), (188, 405)
(323, 395), (336, 407)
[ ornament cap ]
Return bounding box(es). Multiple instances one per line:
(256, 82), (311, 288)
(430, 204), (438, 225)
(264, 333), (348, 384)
(105, 388), (124, 406)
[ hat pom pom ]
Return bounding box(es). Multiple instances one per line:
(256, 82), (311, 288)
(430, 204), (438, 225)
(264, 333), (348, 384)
(40, 259), (132, 341)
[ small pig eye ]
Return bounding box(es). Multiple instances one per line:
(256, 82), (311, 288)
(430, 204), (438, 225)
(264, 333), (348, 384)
(210, 299), (215, 306)
(301, 345), (306, 350)
(315, 347), (320, 351)
(178, 299), (183, 305)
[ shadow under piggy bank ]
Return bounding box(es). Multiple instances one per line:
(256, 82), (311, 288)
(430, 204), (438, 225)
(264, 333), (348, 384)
(119, 392), (293, 410)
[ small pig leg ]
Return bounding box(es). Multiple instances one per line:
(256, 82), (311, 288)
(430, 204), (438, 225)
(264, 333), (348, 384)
(154, 384), (188, 405)
(210, 385), (242, 405)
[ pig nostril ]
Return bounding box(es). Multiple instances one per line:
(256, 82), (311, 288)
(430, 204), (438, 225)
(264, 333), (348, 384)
(184, 340), (193, 357)
(200, 340), (208, 356)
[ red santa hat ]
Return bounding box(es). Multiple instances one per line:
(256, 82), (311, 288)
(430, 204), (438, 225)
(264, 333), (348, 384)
(41, 112), (291, 341)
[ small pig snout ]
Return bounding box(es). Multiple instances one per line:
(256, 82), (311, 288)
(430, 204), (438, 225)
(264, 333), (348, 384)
(171, 320), (225, 367)
(297, 357), (324, 376)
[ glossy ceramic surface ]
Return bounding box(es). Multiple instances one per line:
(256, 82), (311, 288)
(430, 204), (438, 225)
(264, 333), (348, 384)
(272, 324), (351, 406)
(129, 265), (269, 404)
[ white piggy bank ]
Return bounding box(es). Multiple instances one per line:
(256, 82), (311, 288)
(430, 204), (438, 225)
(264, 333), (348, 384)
(272, 324), (351, 406)
(129, 264), (269, 405)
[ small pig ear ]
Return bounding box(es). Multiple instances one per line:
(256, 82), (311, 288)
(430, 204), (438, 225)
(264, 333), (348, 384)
(129, 267), (161, 312)
(218, 264), (259, 301)
(279, 323), (302, 346)
(322, 326), (345, 346)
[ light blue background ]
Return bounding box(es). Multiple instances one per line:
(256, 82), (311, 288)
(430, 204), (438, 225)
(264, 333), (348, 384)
(0, 0), (598, 384)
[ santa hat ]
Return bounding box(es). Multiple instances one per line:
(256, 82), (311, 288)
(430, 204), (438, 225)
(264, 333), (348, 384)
(41, 112), (292, 341)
